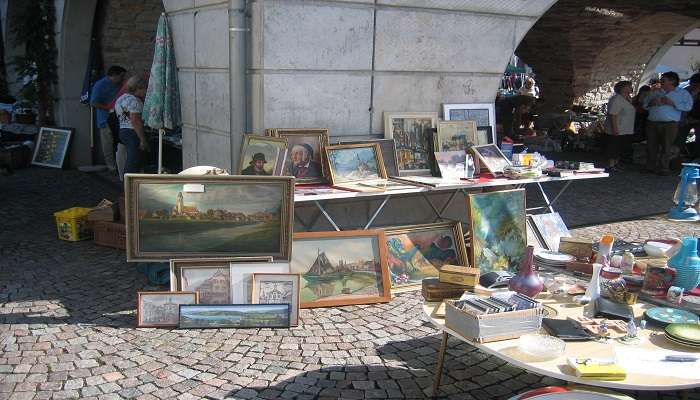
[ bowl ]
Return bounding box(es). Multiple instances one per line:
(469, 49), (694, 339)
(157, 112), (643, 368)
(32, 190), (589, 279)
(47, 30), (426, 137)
(518, 334), (566, 361)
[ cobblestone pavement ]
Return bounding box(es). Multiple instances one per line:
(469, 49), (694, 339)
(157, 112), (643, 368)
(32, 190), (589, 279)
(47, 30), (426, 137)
(2, 168), (700, 400)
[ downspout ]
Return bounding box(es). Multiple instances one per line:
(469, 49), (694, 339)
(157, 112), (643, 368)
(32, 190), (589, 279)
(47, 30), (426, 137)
(229, 0), (249, 172)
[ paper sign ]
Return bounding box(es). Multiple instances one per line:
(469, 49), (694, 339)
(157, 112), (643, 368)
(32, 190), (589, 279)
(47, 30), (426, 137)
(183, 184), (205, 193)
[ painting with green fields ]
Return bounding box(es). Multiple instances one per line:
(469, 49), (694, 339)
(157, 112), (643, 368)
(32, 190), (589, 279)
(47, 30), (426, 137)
(178, 304), (290, 329)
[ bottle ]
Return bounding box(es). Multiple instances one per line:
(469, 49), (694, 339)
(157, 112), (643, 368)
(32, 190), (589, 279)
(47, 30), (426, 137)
(674, 237), (700, 291)
(508, 246), (544, 297)
(595, 234), (615, 264)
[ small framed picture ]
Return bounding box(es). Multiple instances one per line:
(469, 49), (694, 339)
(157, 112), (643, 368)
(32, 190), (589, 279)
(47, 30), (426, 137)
(383, 112), (438, 176)
(267, 128), (330, 184)
(238, 134), (288, 176)
(137, 291), (198, 328)
(442, 103), (496, 142)
(471, 144), (512, 175)
(252, 273), (301, 326)
(435, 120), (478, 152)
(325, 142), (387, 185)
(178, 304), (290, 329)
(476, 126), (493, 145)
(229, 261), (290, 304)
(339, 139), (400, 177)
(31, 127), (72, 168)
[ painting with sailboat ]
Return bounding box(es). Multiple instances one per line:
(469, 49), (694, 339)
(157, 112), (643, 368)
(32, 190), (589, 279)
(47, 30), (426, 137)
(291, 230), (391, 308)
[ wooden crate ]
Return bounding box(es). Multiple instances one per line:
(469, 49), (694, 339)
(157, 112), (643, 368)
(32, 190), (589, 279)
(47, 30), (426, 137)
(93, 221), (126, 249)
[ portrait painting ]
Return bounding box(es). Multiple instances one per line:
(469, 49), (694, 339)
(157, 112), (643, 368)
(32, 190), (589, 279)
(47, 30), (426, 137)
(268, 128), (329, 184)
(252, 273), (300, 326)
(435, 120), (478, 152)
(137, 291), (198, 328)
(238, 135), (287, 176)
(529, 212), (571, 252)
(291, 230), (391, 308)
(325, 143), (387, 185)
(125, 175), (294, 261)
(471, 144), (512, 175)
(384, 112), (438, 176)
(340, 139), (400, 177)
(229, 261), (290, 304)
(443, 103), (496, 138)
(385, 222), (468, 290)
(179, 304), (290, 329)
(468, 189), (526, 274)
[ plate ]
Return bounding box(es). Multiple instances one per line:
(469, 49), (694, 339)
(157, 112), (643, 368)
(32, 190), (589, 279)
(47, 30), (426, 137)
(683, 295), (700, 306)
(535, 250), (575, 263)
(665, 333), (700, 348)
(645, 307), (699, 326)
(666, 323), (700, 343)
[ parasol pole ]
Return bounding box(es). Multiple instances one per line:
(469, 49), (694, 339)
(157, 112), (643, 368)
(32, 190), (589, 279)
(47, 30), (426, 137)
(158, 128), (164, 174)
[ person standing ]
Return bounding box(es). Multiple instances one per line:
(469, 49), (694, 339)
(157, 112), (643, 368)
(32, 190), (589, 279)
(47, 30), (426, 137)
(90, 66), (126, 171)
(643, 71), (694, 175)
(605, 81), (635, 172)
(115, 76), (148, 174)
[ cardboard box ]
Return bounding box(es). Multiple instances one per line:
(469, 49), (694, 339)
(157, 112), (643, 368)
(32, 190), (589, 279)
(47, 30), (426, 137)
(93, 221), (126, 249)
(439, 265), (479, 286)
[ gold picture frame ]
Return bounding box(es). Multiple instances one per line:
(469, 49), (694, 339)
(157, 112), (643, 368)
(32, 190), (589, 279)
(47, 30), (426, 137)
(237, 134), (288, 176)
(435, 120), (479, 152)
(125, 174), (294, 262)
(325, 142), (388, 185)
(267, 128), (330, 184)
(383, 112), (438, 176)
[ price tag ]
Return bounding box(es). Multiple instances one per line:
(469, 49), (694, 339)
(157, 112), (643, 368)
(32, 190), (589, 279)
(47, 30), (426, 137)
(183, 184), (205, 193)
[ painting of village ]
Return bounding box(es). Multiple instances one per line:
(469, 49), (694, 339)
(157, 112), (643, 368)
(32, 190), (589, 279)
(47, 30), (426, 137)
(137, 182), (283, 255)
(179, 304), (290, 329)
(138, 292), (197, 327)
(389, 116), (435, 173)
(291, 236), (385, 307)
(180, 267), (230, 304)
(327, 146), (381, 183)
(437, 121), (478, 151)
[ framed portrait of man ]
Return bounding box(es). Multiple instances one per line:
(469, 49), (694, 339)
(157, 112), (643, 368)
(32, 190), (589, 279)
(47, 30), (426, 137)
(267, 128), (330, 185)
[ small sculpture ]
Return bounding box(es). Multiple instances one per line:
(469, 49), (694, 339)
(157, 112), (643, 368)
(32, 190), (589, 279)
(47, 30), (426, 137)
(640, 319), (647, 330)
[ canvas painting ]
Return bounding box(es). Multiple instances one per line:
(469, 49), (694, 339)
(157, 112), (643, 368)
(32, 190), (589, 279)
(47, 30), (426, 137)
(436, 121), (478, 152)
(435, 151), (467, 180)
(252, 273), (300, 326)
(238, 135), (287, 176)
(443, 103), (496, 141)
(529, 212), (571, 252)
(229, 262), (290, 304)
(137, 291), (198, 328)
(340, 139), (400, 177)
(125, 175), (294, 262)
(472, 144), (512, 175)
(325, 143), (387, 184)
(384, 112), (438, 175)
(268, 128), (329, 184)
(385, 222), (468, 289)
(291, 230), (391, 308)
(468, 189), (526, 274)
(476, 126), (493, 145)
(180, 266), (231, 304)
(179, 304), (290, 329)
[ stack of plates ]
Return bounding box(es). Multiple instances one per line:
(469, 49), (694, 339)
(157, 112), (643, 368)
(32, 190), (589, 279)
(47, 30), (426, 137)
(665, 323), (700, 349)
(534, 250), (575, 268)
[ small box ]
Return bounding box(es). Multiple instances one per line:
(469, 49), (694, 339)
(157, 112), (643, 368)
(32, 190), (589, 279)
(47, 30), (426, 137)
(93, 221), (126, 249)
(439, 265), (479, 287)
(421, 278), (470, 302)
(445, 297), (543, 343)
(559, 237), (593, 259)
(54, 207), (92, 241)
(87, 199), (116, 223)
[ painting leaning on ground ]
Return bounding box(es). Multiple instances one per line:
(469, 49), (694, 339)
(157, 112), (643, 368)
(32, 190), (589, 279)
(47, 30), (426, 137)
(178, 304), (290, 329)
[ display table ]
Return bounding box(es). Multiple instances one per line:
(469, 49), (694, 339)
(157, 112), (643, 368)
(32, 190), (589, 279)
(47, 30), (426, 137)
(294, 173), (608, 231)
(424, 295), (700, 397)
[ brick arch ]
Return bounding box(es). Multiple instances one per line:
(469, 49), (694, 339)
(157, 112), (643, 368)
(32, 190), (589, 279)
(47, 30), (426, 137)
(516, 0), (700, 110)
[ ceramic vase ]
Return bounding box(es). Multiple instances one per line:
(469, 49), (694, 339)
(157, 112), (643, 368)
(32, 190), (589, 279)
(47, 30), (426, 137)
(667, 238), (689, 271)
(674, 237), (700, 291)
(508, 246), (543, 297)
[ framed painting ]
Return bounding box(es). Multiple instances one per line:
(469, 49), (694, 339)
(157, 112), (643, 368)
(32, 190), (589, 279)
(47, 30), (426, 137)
(339, 139), (400, 177)
(252, 273), (300, 326)
(229, 261), (290, 304)
(385, 222), (468, 290)
(435, 151), (470, 180)
(471, 144), (512, 175)
(136, 291), (198, 328)
(169, 260), (233, 304)
(476, 126), (493, 145)
(435, 120), (478, 152)
(526, 217), (546, 250)
(238, 135), (287, 176)
(124, 175), (294, 262)
(267, 128), (330, 184)
(468, 189), (526, 274)
(291, 230), (391, 308)
(383, 112), (438, 176)
(442, 103), (496, 143)
(31, 127), (72, 168)
(529, 212), (571, 252)
(179, 304), (290, 329)
(325, 143), (387, 185)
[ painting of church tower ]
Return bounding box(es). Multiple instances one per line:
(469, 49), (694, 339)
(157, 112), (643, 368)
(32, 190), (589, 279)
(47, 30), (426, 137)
(171, 192), (201, 218)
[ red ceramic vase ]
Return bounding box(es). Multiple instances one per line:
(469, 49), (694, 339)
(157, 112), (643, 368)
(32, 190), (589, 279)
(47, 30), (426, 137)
(508, 246), (544, 297)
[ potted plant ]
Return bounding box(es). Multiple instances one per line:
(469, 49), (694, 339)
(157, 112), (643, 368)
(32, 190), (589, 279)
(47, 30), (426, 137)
(13, 59), (38, 125)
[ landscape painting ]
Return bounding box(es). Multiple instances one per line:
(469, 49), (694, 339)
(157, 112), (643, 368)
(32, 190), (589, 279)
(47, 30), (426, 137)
(252, 273), (300, 326)
(238, 135), (287, 176)
(472, 144), (511, 175)
(291, 230), (391, 308)
(340, 139), (400, 177)
(436, 120), (478, 151)
(137, 291), (198, 328)
(180, 266), (231, 304)
(384, 112), (438, 175)
(326, 143), (387, 184)
(178, 304), (290, 329)
(125, 175), (293, 262)
(468, 189), (526, 274)
(385, 222), (468, 290)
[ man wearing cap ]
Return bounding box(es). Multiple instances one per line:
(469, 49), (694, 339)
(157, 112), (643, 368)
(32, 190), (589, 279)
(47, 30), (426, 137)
(290, 144), (322, 178)
(241, 153), (270, 175)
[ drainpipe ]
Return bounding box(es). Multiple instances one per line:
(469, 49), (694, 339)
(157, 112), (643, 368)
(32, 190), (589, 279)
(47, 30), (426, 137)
(229, 0), (249, 172)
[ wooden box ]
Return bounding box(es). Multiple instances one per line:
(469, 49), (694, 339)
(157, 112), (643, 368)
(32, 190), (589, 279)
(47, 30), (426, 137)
(439, 265), (479, 286)
(445, 297), (543, 343)
(0, 145), (31, 169)
(93, 221), (126, 249)
(559, 237), (593, 259)
(421, 278), (470, 302)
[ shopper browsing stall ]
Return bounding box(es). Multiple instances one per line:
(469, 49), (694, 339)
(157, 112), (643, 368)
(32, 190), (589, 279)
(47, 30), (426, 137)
(115, 76), (149, 174)
(90, 65), (126, 172)
(605, 81), (635, 172)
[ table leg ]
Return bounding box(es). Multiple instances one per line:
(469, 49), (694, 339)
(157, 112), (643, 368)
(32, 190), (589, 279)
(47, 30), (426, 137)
(432, 331), (449, 397)
(313, 200), (341, 231)
(364, 195), (391, 230)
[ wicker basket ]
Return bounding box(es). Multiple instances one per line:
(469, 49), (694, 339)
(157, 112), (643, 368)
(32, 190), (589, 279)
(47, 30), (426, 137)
(445, 297), (543, 343)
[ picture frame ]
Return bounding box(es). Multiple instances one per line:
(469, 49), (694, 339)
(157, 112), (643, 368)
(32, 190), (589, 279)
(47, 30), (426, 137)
(476, 126), (493, 145)
(252, 273), (300, 326)
(178, 304), (290, 329)
(169, 259), (234, 304)
(291, 230), (391, 308)
(170, 257), (272, 294)
(435, 120), (478, 152)
(442, 103), (496, 143)
(31, 127), (72, 168)
(267, 128), (330, 184)
(325, 143), (388, 185)
(385, 222), (468, 290)
(383, 112), (438, 176)
(229, 261), (290, 304)
(526, 216), (546, 250)
(339, 139), (400, 177)
(136, 291), (198, 328)
(471, 144), (512, 175)
(238, 134), (288, 176)
(528, 212), (571, 252)
(125, 174), (294, 262)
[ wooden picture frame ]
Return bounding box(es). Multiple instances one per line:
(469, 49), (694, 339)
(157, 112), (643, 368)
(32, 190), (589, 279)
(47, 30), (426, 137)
(31, 127), (72, 168)
(267, 128), (330, 184)
(125, 174), (294, 262)
(476, 126), (493, 145)
(339, 138), (400, 177)
(229, 261), (290, 304)
(385, 222), (469, 290)
(170, 257), (272, 293)
(178, 304), (290, 329)
(383, 112), (438, 176)
(136, 291), (198, 328)
(325, 142), (388, 185)
(442, 103), (496, 143)
(238, 134), (288, 176)
(435, 120), (478, 152)
(471, 144), (512, 175)
(291, 230), (391, 308)
(252, 273), (301, 326)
